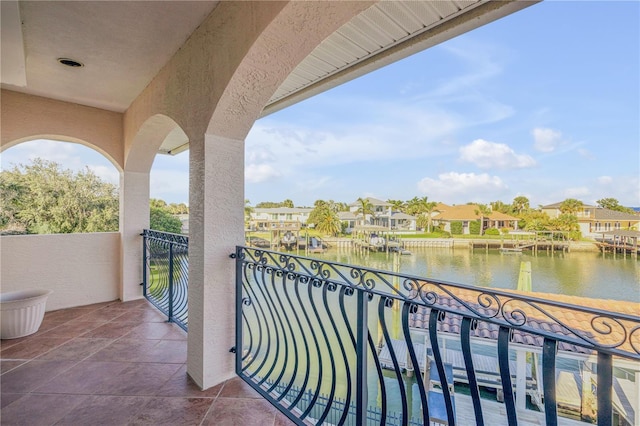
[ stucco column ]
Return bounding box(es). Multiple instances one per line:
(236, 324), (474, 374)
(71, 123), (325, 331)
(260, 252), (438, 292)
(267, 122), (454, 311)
(119, 170), (150, 301)
(187, 133), (244, 389)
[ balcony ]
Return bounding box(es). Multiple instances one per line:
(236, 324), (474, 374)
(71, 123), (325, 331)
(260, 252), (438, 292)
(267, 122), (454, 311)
(0, 299), (295, 425)
(134, 230), (640, 425)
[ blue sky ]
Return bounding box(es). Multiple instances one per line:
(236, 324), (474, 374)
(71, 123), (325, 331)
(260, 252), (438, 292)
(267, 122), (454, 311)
(3, 1), (639, 208)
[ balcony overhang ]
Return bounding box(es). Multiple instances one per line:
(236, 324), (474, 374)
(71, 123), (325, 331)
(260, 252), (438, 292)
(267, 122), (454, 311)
(0, 1), (538, 157)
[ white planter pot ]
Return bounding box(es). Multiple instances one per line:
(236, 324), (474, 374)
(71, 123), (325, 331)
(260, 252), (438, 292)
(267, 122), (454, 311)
(0, 289), (53, 339)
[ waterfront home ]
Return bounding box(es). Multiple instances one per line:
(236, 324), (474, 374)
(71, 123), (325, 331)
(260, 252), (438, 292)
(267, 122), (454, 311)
(433, 204), (519, 234)
(348, 197), (393, 227)
(541, 202), (640, 237)
(248, 207), (313, 231)
(347, 197), (418, 231)
(337, 211), (359, 233)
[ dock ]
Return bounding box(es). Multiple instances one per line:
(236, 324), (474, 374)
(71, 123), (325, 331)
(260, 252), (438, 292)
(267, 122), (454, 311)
(596, 230), (640, 257)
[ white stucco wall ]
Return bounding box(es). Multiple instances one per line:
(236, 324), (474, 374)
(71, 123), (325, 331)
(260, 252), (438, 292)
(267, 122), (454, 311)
(0, 233), (121, 311)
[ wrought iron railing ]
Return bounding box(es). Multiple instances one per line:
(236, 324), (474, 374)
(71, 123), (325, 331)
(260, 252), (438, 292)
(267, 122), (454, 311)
(141, 229), (188, 331)
(233, 246), (640, 426)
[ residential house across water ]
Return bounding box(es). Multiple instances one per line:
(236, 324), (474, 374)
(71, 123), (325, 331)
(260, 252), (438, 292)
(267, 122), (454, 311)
(432, 204), (519, 235)
(541, 202), (640, 237)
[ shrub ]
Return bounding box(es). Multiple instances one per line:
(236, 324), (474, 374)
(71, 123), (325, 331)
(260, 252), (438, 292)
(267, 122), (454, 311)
(450, 221), (463, 235)
(485, 228), (500, 236)
(469, 220), (481, 235)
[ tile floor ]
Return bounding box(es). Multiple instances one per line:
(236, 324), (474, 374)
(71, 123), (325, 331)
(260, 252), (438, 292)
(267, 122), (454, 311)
(0, 299), (295, 426)
(0, 299), (591, 426)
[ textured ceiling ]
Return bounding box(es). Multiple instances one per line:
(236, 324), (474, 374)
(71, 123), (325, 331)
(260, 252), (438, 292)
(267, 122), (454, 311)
(0, 1), (535, 155)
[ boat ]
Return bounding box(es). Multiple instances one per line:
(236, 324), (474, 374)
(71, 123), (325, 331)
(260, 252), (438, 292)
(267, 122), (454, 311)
(500, 247), (522, 254)
(281, 231), (297, 250)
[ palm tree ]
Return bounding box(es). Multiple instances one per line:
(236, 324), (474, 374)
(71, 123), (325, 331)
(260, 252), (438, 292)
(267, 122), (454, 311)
(387, 199), (406, 213)
(559, 198), (583, 215)
(474, 203), (492, 236)
(315, 207), (341, 236)
(512, 196), (530, 215)
(244, 199), (254, 227)
(423, 201), (438, 233)
(356, 197), (374, 226)
(406, 196), (427, 216)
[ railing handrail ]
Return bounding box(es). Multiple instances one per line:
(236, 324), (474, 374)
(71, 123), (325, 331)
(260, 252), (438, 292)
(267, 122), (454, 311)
(237, 246), (640, 360)
(141, 229), (189, 331)
(141, 229), (188, 247)
(235, 245), (639, 426)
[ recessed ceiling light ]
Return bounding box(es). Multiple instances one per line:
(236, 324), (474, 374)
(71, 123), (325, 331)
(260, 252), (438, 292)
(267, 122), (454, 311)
(57, 58), (83, 68)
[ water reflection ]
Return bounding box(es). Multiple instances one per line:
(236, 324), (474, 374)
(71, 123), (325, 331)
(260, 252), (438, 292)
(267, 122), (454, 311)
(317, 247), (639, 302)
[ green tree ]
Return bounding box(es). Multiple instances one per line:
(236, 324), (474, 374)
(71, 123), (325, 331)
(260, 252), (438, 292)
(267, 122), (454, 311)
(387, 199), (406, 212)
(418, 201), (438, 233)
(282, 199), (294, 208)
(244, 199), (254, 226)
(559, 198), (583, 215)
(512, 196), (530, 214)
(168, 202), (189, 215)
(150, 198), (183, 233)
(307, 202), (341, 236)
(596, 197), (634, 213)
(520, 210), (551, 231)
(356, 197), (374, 226)
(0, 159), (118, 234)
(405, 196), (426, 216)
(474, 204), (492, 236)
(491, 200), (512, 214)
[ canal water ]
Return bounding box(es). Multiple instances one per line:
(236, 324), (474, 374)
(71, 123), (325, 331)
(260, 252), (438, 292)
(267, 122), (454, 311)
(317, 247), (640, 303)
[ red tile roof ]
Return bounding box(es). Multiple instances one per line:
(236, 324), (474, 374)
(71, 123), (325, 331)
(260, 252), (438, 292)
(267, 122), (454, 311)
(408, 287), (639, 356)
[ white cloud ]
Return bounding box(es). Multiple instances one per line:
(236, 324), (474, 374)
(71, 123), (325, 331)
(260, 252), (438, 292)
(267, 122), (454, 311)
(88, 164), (119, 185)
(246, 103), (460, 183)
(417, 172), (508, 204)
(563, 186), (590, 199)
(597, 176), (613, 185)
(245, 164), (282, 183)
(459, 139), (536, 169)
(149, 169), (189, 199)
(532, 128), (563, 152)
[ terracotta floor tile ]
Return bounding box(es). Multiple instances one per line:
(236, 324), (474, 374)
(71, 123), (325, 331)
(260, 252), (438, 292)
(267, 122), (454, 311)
(0, 319), (66, 349)
(44, 308), (95, 322)
(0, 360), (77, 393)
(111, 308), (168, 324)
(87, 338), (160, 362)
(142, 339), (187, 363)
(129, 397), (214, 425)
(123, 322), (187, 340)
(155, 365), (223, 398)
(54, 395), (151, 425)
(202, 396), (278, 426)
(70, 308), (128, 323)
(218, 376), (264, 399)
(0, 393), (24, 409)
(79, 321), (138, 339)
(0, 393), (88, 425)
(116, 298), (155, 309)
(37, 338), (115, 361)
(1, 359), (26, 374)
(34, 360), (129, 394)
(275, 412), (299, 426)
(92, 362), (182, 396)
(38, 320), (106, 339)
(0, 336), (72, 360)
